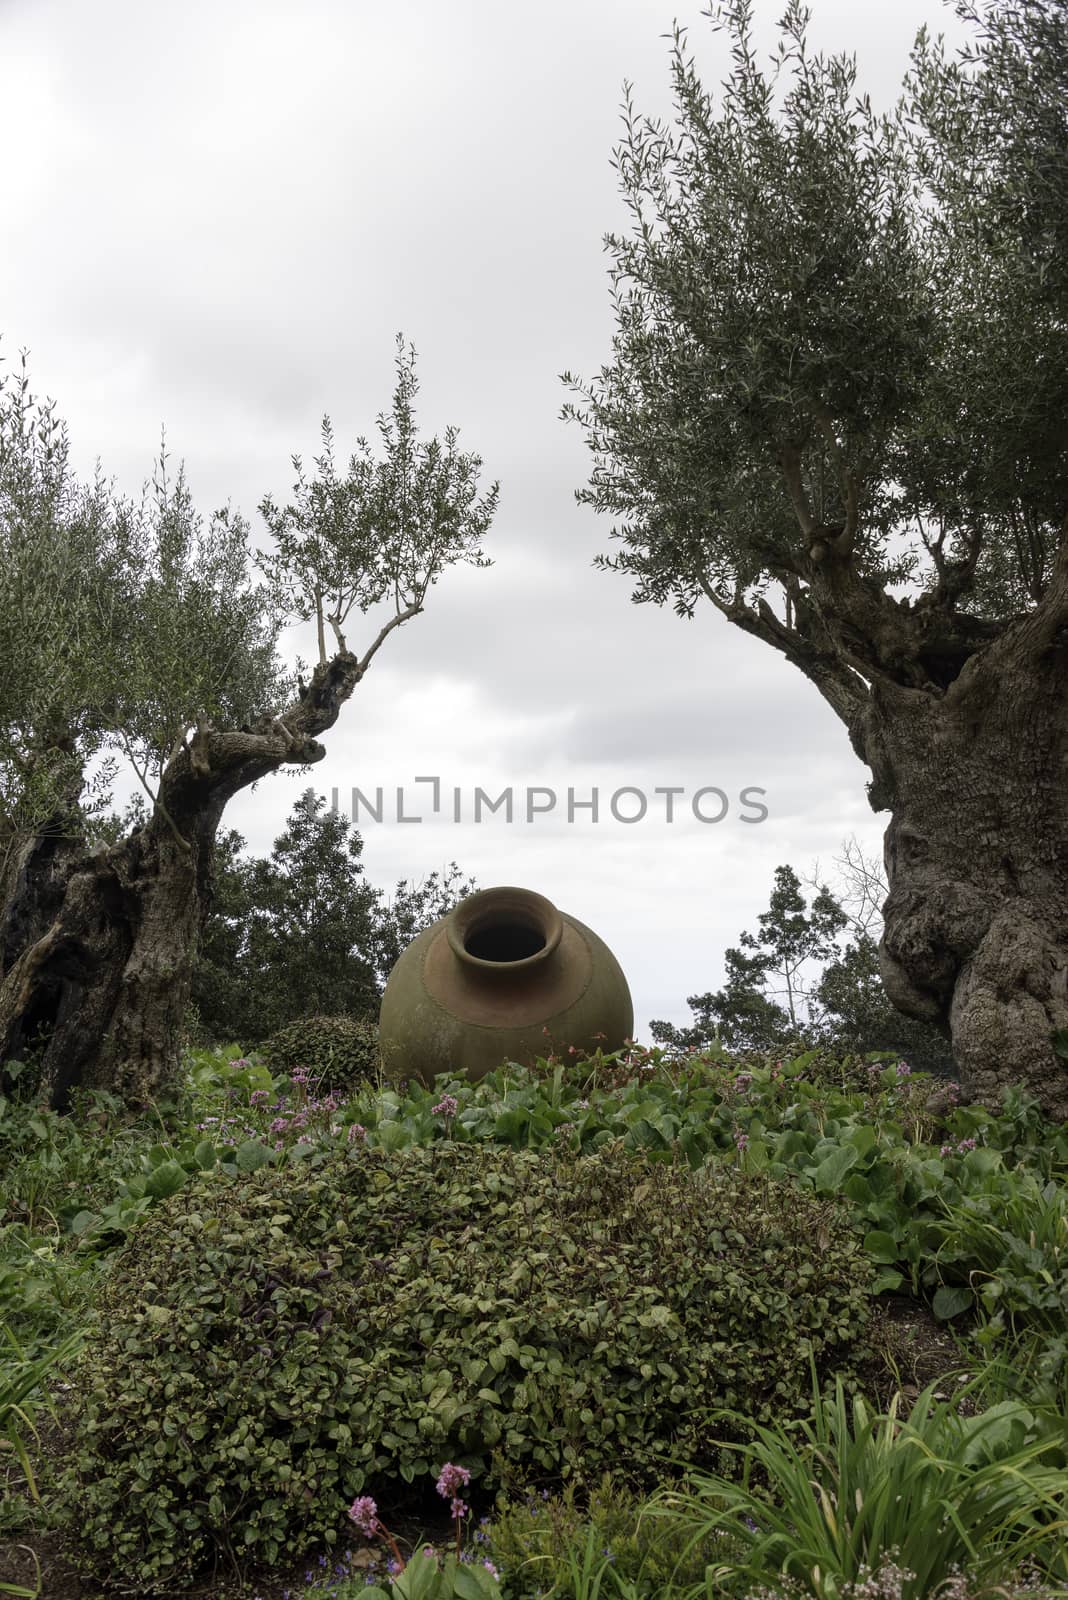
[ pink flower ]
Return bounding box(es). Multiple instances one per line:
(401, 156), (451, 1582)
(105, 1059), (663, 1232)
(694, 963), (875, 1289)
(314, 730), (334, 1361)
(348, 1122), (367, 1143)
(483, 1560), (500, 1579)
(349, 1496), (379, 1538)
(432, 1094), (459, 1119)
(451, 1498), (469, 1519)
(436, 1462), (471, 1500)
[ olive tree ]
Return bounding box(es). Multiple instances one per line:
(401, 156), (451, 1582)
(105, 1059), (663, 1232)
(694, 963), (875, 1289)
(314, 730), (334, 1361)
(564, 0), (1068, 1113)
(0, 336), (497, 1108)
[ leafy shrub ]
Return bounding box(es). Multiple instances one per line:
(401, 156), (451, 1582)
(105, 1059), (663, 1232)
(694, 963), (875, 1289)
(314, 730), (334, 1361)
(262, 1013), (381, 1089)
(58, 1141), (871, 1588)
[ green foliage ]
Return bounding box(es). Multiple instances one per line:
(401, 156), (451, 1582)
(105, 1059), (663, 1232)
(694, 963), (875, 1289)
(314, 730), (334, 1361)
(357, 1551), (502, 1600)
(261, 1013), (382, 1090)
(928, 1172), (1068, 1335)
(258, 335), (497, 668)
(646, 1371), (1068, 1598)
(6, 1041), (1067, 1368)
(193, 793), (380, 1042)
(563, 0), (1068, 625)
(0, 1089), (160, 1354)
(652, 865), (846, 1054)
(0, 1323), (83, 1524)
(816, 932), (955, 1079)
(191, 789), (475, 1045)
(481, 1475), (721, 1600)
(958, 1332), (1068, 1460)
(651, 864), (951, 1073)
(57, 1141), (872, 1587)
(0, 347), (285, 850)
(293, 1546), (502, 1600)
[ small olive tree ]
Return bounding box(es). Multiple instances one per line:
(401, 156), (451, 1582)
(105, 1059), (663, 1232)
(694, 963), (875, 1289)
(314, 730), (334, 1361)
(0, 336), (497, 1108)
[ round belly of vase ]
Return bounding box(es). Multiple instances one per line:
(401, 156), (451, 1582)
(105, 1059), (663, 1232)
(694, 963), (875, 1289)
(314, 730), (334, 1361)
(378, 885), (633, 1084)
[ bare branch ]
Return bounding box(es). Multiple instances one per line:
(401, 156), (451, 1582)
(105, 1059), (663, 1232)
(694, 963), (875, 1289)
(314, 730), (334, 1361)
(357, 602), (423, 675)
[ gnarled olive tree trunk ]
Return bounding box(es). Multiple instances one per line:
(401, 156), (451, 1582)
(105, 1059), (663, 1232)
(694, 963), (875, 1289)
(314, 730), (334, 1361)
(864, 604), (1068, 1118)
(0, 652), (363, 1110)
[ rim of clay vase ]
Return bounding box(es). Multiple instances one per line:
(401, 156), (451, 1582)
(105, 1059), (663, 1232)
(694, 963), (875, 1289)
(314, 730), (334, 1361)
(446, 886), (564, 973)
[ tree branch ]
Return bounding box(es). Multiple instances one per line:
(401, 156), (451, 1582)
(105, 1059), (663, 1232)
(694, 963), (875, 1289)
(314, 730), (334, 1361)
(778, 445), (819, 542)
(809, 405), (859, 556)
(698, 575), (870, 730)
(357, 602), (423, 675)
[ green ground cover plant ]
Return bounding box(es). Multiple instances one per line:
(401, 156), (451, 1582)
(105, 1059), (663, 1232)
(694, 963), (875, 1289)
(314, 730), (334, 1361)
(55, 1137), (870, 1587)
(3, 1043), (1068, 1597)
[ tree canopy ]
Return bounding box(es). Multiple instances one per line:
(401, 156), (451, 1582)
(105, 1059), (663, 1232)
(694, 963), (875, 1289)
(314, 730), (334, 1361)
(0, 334), (496, 871)
(563, 0), (1068, 730)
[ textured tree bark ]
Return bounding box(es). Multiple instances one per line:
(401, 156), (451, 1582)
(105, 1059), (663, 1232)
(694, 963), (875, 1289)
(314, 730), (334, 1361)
(861, 606), (1068, 1118)
(0, 820), (204, 1109)
(0, 650), (365, 1110)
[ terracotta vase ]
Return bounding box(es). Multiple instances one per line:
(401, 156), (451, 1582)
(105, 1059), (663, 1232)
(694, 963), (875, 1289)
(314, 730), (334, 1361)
(378, 885), (634, 1085)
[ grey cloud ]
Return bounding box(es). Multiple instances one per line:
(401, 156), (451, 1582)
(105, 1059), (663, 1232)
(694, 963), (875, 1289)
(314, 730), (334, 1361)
(1, 0), (951, 1034)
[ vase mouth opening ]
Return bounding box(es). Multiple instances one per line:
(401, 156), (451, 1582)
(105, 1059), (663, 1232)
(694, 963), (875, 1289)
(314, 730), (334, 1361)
(447, 886), (564, 971)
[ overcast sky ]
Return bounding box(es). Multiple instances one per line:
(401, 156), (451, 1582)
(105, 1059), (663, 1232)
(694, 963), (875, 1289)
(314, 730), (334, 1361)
(2, 0), (968, 1037)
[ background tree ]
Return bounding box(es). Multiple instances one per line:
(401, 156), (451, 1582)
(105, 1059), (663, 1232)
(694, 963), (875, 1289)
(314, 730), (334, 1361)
(190, 788), (476, 1044)
(805, 837), (956, 1073)
(0, 336), (497, 1108)
(369, 862), (480, 984)
(565, 0), (1068, 1113)
(652, 856), (956, 1071)
(651, 863), (845, 1052)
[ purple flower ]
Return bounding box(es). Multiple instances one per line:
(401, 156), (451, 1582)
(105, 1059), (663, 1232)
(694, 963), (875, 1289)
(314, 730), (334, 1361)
(349, 1496), (379, 1537)
(733, 1129), (749, 1152)
(483, 1560), (500, 1579)
(386, 1558), (402, 1575)
(436, 1461), (471, 1499)
(896, 1060), (911, 1079)
(422, 1546), (437, 1559)
(348, 1122), (367, 1143)
(451, 1497), (469, 1519)
(432, 1094), (459, 1119)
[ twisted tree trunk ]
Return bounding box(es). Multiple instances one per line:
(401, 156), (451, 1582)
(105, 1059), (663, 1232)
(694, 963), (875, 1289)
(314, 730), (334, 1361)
(864, 602), (1068, 1119)
(706, 515), (1068, 1118)
(0, 651), (364, 1110)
